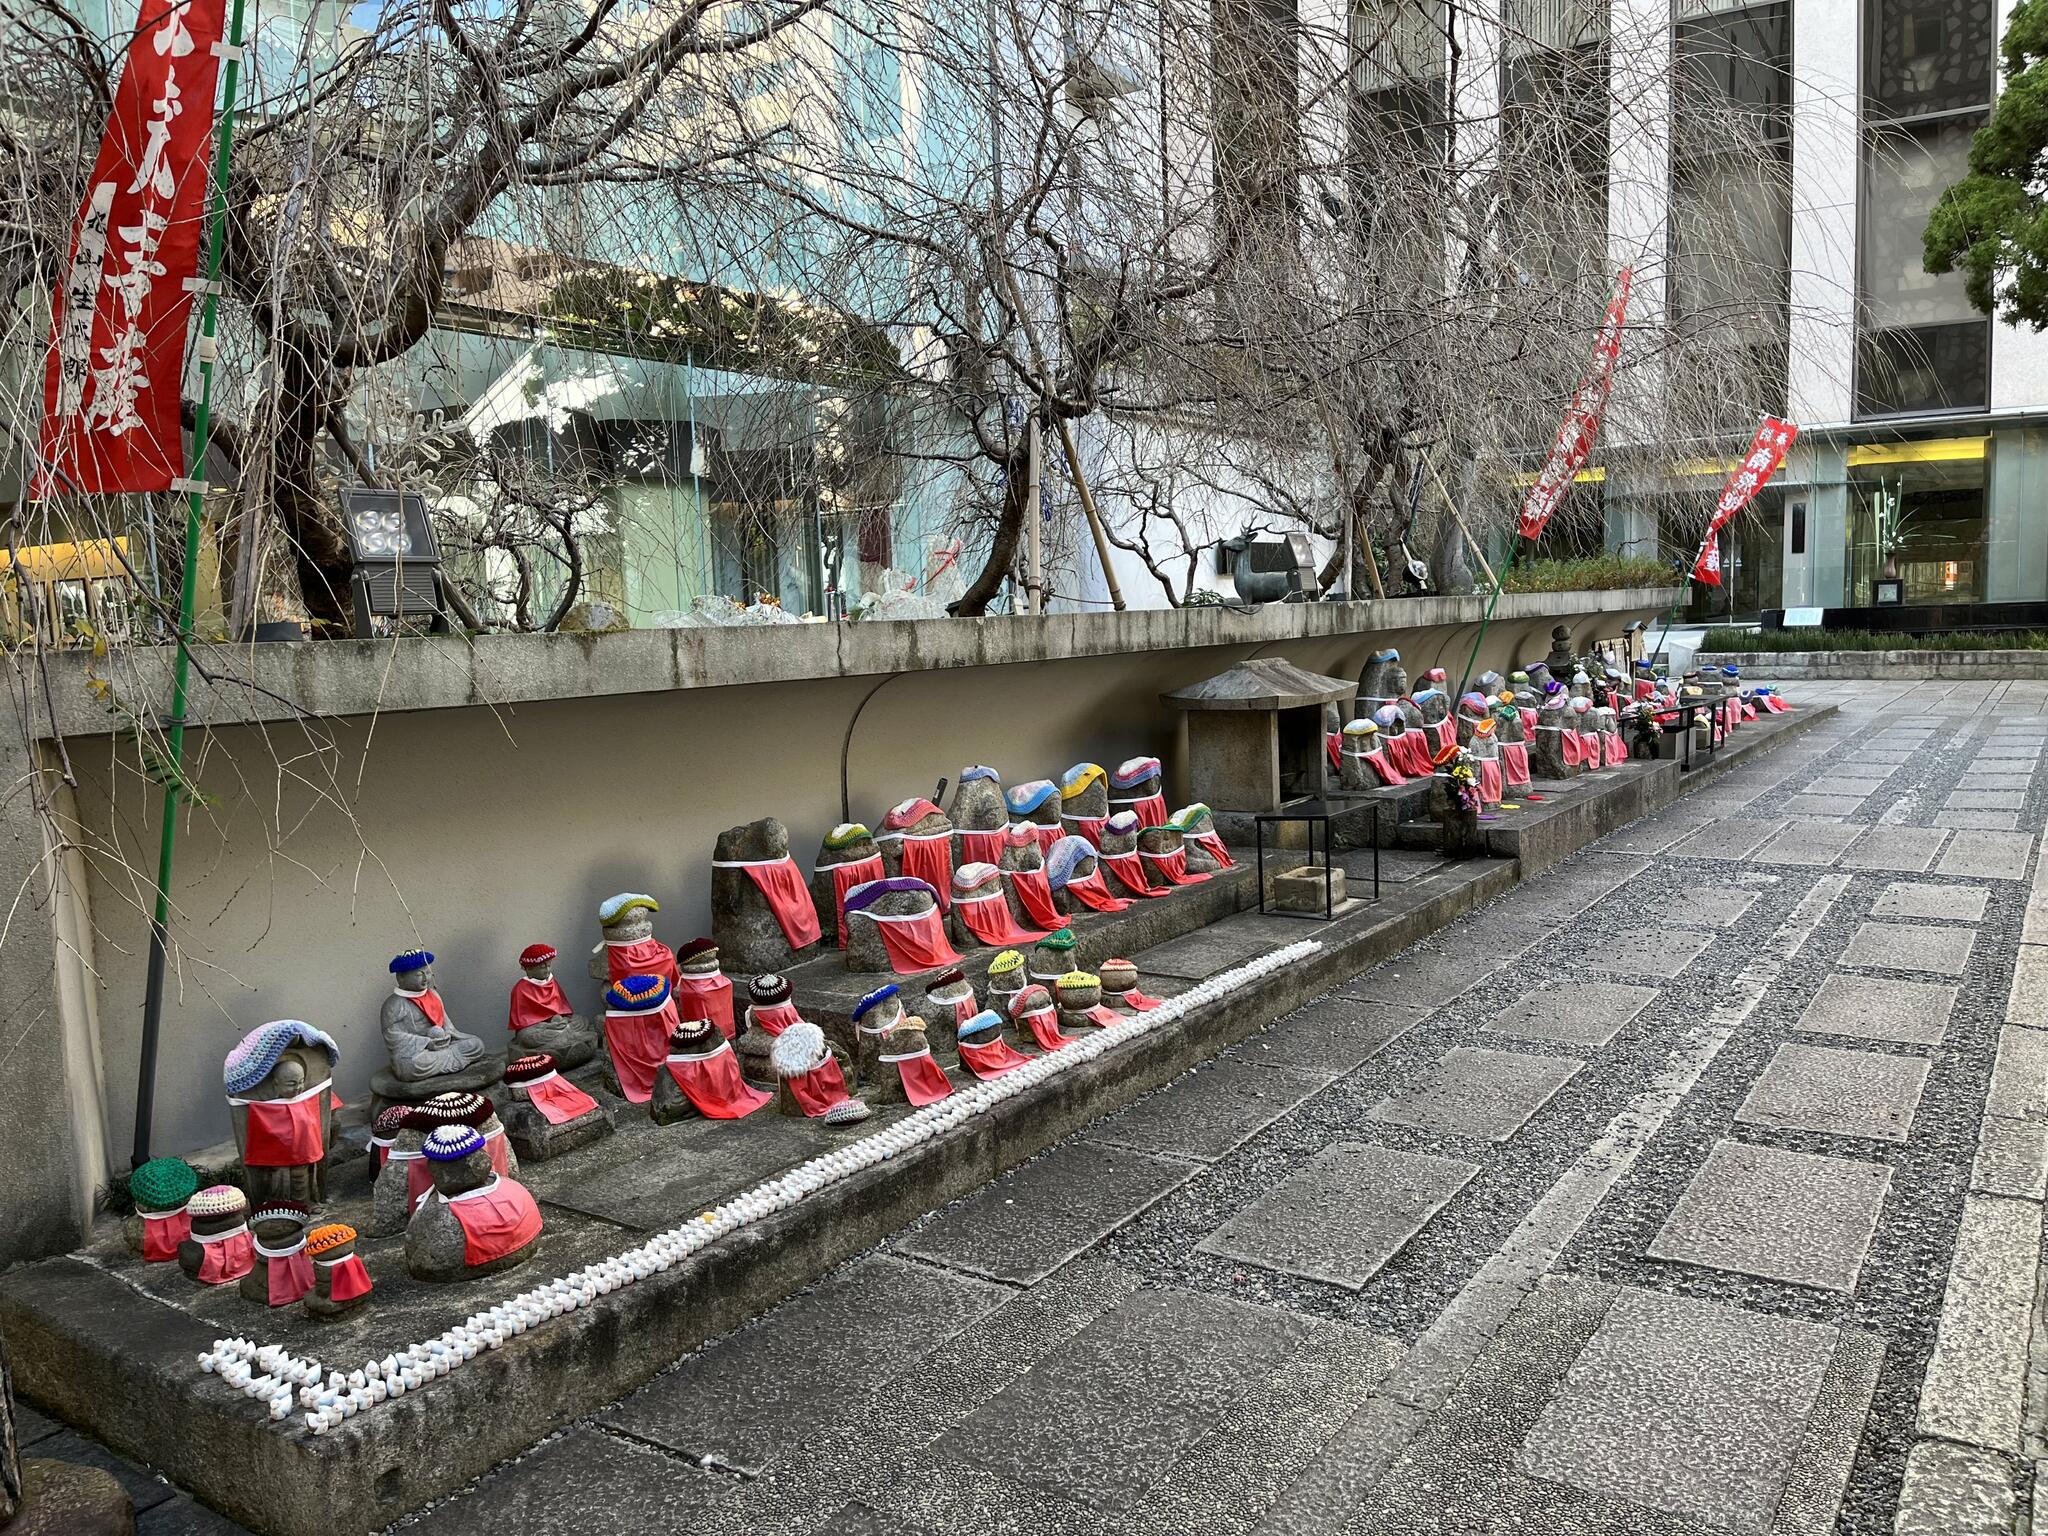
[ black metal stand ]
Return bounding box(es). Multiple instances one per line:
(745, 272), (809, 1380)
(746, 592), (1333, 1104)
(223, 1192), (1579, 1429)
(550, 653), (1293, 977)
(1254, 799), (1379, 918)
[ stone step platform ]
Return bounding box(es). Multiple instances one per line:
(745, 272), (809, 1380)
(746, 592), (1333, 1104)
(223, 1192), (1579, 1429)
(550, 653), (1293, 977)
(1211, 779), (1434, 852)
(786, 861), (1259, 1050)
(0, 702), (1836, 1536)
(1390, 706), (1830, 877)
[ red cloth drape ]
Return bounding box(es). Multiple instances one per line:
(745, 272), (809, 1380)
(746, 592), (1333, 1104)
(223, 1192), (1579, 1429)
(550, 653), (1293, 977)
(509, 976), (575, 1032)
(718, 858), (821, 949)
(784, 1055), (855, 1116)
(528, 1071), (600, 1125)
(674, 972), (736, 1040)
(955, 890), (1048, 946)
(443, 1178), (543, 1266)
(604, 998), (678, 1102)
(1100, 851), (1166, 897)
(235, 1081), (329, 1166)
(140, 1208), (188, 1262)
(1140, 848), (1209, 886)
(1007, 867), (1067, 928)
(1061, 868), (1130, 913)
(828, 854), (886, 948)
(664, 1043), (771, 1118)
(866, 909), (962, 973)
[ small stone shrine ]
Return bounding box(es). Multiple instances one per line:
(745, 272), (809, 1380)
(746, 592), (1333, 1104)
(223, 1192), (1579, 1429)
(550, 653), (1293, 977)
(813, 824), (884, 949)
(710, 815), (822, 974)
(124, 1157), (197, 1262)
(652, 1016), (770, 1123)
(303, 1224), (373, 1320)
(506, 943), (598, 1070)
(180, 1185), (253, 1286)
(242, 1200), (316, 1308)
(674, 937), (736, 1039)
(225, 1019), (340, 1208)
(949, 766), (1008, 865)
(500, 1053), (611, 1160)
(378, 950), (502, 1107)
(405, 1125), (544, 1282)
(770, 1021), (869, 1124)
(843, 877), (961, 974)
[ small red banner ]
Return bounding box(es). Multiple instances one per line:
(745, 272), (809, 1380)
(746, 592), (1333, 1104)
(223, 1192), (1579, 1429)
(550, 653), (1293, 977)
(1517, 268), (1634, 541)
(1707, 415), (1799, 537)
(1693, 530), (1722, 587)
(35, 0), (226, 496)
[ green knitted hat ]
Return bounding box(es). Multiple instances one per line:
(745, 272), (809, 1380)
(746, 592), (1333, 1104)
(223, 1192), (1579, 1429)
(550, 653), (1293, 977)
(1038, 927), (1077, 951)
(129, 1157), (199, 1212)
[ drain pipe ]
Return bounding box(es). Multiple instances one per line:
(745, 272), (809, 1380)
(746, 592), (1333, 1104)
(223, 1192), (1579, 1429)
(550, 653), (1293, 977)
(841, 672), (904, 825)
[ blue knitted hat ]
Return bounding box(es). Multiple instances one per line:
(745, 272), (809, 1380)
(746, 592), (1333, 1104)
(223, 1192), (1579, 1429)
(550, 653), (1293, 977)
(852, 983), (901, 1024)
(959, 765), (1000, 783)
(605, 974), (670, 1011)
(957, 1008), (1001, 1041)
(1006, 780), (1059, 814)
(1045, 835), (1095, 890)
(223, 1020), (339, 1094)
(388, 949), (433, 975)
(422, 1124), (485, 1161)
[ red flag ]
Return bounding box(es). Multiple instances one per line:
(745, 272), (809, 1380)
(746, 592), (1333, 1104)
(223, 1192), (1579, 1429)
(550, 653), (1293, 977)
(1707, 416), (1799, 537)
(1517, 268), (1634, 541)
(34, 0), (227, 496)
(1693, 530), (1722, 587)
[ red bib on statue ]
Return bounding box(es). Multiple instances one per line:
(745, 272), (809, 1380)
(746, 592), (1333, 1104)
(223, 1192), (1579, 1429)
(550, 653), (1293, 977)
(674, 973), (736, 1039)
(527, 1071), (600, 1125)
(897, 836), (954, 911)
(956, 891), (1047, 946)
(1018, 1007), (1072, 1051)
(607, 938), (679, 990)
(750, 1001), (802, 1038)
(1062, 869), (1130, 913)
(1007, 867), (1067, 929)
(141, 1208), (188, 1262)
(261, 1243), (316, 1307)
(869, 910), (962, 973)
(1142, 848), (1209, 886)
(604, 999), (678, 1103)
(1101, 851), (1165, 896)
(1185, 830), (1235, 869)
(509, 977), (575, 1032)
(195, 1227), (254, 1285)
(885, 1048), (955, 1106)
(444, 1178), (543, 1267)
(959, 1035), (1032, 1078)
(665, 1044), (771, 1118)
(1502, 741), (1532, 788)
(829, 854), (886, 948)
(237, 1082), (329, 1167)
(720, 858), (821, 949)
(1362, 749), (1406, 786)
(785, 1055), (855, 1116)
(1477, 759), (1503, 804)
(957, 829), (1005, 865)
(1062, 814), (1108, 847)
(317, 1254), (374, 1304)
(1115, 988), (1165, 1011)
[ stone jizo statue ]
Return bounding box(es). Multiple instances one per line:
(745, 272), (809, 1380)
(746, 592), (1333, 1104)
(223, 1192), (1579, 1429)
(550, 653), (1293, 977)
(225, 1018), (340, 1208)
(406, 1125), (543, 1281)
(303, 1223), (373, 1320)
(381, 949), (500, 1099)
(179, 1185), (253, 1286)
(507, 943), (598, 1070)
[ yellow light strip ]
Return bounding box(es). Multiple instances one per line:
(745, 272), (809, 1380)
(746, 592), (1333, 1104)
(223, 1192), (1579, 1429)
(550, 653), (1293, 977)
(1847, 437), (1987, 466)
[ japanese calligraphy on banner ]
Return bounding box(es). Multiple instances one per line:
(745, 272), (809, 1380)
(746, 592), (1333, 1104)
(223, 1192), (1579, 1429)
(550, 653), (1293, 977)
(1707, 415), (1800, 536)
(34, 0), (226, 496)
(1693, 529), (1722, 587)
(1516, 267), (1634, 541)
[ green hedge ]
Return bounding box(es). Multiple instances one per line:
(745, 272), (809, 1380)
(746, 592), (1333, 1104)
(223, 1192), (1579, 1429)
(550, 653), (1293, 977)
(1702, 626), (2048, 653)
(1500, 555), (1674, 593)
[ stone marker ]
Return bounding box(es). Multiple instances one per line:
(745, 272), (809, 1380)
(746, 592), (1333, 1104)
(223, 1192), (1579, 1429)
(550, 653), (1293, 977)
(812, 824), (884, 950)
(501, 1051), (612, 1159)
(302, 1222), (374, 1320)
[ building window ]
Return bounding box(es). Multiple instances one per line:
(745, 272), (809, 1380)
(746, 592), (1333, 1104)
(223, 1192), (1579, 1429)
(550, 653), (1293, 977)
(1845, 442), (1989, 604)
(1855, 0), (1996, 419)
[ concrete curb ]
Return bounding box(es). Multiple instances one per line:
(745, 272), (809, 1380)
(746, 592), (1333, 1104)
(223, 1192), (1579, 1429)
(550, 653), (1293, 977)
(1699, 650), (2048, 681)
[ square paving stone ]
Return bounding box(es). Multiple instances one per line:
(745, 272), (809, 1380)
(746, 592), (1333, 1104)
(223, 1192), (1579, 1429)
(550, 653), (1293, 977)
(1958, 773), (2035, 792)
(1810, 775), (1892, 796)
(1197, 1141), (1479, 1288)
(1647, 1140), (1892, 1293)
(1754, 821), (1867, 866)
(1937, 811), (2021, 831)
(1841, 827), (1951, 873)
(1639, 885), (1759, 929)
(1585, 927), (1714, 978)
(893, 1140), (1194, 1284)
(1874, 883), (1990, 923)
(1226, 996), (1424, 1076)
(136, 1497), (249, 1535)
(1137, 924), (1288, 981)
(600, 1254), (1008, 1468)
(1948, 791), (2027, 810)
(1735, 1042), (1931, 1143)
(1842, 920), (1977, 976)
(938, 1286), (1310, 1513)
(1364, 1047), (1585, 1143)
(1674, 818), (1788, 862)
(424, 1427), (729, 1533)
(1344, 945), (1502, 1007)
(1940, 831), (2037, 880)
(1484, 980), (1660, 1048)
(34, 1431), (175, 1514)
(1517, 1287), (1839, 1534)
(1089, 1059), (1328, 1162)
(1785, 795), (1867, 818)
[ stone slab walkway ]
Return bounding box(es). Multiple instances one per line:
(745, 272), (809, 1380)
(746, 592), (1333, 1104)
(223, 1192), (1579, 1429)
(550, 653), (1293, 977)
(51, 679), (2045, 1534)
(383, 681), (2041, 1533)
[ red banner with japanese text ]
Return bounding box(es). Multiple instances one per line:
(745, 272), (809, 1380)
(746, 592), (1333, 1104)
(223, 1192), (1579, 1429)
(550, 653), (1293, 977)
(34, 0), (226, 496)
(1707, 415), (1799, 536)
(1516, 267), (1634, 541)
(1693, 530), (1722, 587)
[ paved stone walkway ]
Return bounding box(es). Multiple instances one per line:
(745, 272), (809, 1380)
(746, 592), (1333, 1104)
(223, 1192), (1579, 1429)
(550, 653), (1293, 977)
(365, 679), (2044, 1535)
(40, 680), (2043, 1534)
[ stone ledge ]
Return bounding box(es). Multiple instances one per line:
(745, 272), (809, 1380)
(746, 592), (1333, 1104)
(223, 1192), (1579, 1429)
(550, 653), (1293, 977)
(1701, 650), (2048, 682)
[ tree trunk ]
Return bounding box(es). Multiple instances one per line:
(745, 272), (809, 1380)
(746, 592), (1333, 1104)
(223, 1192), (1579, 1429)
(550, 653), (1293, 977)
(270, 348), (356, 631)
(951, 442), (1031, 617)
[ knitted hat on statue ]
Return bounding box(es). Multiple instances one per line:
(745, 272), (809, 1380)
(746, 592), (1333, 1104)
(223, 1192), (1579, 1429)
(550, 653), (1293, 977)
(388, 949), (434, 975)
(987, 949), (1024, 979)
(409, 1091), (492, 1130)
(223, 1019), (339, 1095)
(605, 975), (672, 1011)
(852, 984), (902, 1025)
(188, 1185), (247, 1220)
(1044, 836), (1096, 891)
(1112, 757), (1161, 788)
(749, 973), (792, 1007)
(676, 937), (720, 968)
(668, 1016), (719, 1054)
(1060, 763), (1105, 798)
(1006, 780), (1059, 816)
(423, 1124), (486, 1162)
(307, 1223), (357, 1257)
(128, 1157), (198, 1213)
(518, 943), (557, 967)
(503, 1054), (558, 1085)
(597, 893), (659, 927)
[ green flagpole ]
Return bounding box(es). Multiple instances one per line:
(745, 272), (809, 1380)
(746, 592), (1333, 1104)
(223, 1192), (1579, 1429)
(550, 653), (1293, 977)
(1455, 534), (1522, 701)
(132, 0), (249, 1168)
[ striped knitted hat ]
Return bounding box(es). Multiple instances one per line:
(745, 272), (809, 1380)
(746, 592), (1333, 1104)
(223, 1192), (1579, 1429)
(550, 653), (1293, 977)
(598, 893), (659, 926)
(188, 1185), (247, 1220)
(223, 1020), (338, 1095)
(1005, 780), (1059, 815)
(749, 973), (792, 1006)
(823, 822), (873, 848)
(503, 1054), (557, 1084)
(422, 1125), (485, 1161)
(306, 1224), (356, 1257)
(1059, 763), (1105, 798)
(1112, 757), (1160, 787)
(1036, 926), (1077, 952)
(606, 974), (671, 1011)
(410, 1091), (492, 1129)
(987, 949), (1024, 978)
(1044, 836), (1096, 890)
(1008, 985), (1052, 1017)
(518, 943), (556, 967)
(1055, 972), (1099, 995)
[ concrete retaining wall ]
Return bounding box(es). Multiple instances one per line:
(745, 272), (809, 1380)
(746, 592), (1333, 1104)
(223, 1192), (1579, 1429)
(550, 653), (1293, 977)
(1699, 649), (2048, 680)
(0, 588), (1673, 1267)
